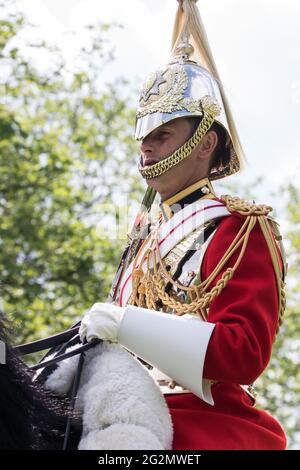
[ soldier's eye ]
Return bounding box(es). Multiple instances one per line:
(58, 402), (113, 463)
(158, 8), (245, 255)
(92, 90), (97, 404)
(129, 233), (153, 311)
(157, 131), (170, 139)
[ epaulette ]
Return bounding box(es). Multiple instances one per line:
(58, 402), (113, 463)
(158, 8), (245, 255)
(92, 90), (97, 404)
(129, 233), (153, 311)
(220, 194), (272, 217)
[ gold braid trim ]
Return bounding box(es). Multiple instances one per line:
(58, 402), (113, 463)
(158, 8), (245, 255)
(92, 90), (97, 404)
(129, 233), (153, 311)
(129, 195), (286, 333)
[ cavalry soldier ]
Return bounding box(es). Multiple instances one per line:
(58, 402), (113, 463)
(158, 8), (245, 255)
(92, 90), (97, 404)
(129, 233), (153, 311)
(78, 0), (287, 449)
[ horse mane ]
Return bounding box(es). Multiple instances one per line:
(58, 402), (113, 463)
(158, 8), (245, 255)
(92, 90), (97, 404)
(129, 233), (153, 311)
(0, 313), (80, 450)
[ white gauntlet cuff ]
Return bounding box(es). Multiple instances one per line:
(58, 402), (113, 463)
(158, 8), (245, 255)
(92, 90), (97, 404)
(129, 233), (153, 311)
(118, 306), (215, 405)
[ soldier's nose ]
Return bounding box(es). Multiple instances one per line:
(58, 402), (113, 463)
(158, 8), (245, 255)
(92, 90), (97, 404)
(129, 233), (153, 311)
(140, 137), (154, 154)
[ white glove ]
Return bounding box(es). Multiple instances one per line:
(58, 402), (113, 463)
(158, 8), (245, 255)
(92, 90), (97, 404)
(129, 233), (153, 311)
(79, 302), (126, 343)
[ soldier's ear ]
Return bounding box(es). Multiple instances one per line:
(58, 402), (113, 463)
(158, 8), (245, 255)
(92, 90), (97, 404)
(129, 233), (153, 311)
(196, 130), (218, 160)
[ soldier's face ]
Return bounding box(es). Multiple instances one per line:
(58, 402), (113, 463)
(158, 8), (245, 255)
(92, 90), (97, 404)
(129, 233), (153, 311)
(139, 118), (212, 201)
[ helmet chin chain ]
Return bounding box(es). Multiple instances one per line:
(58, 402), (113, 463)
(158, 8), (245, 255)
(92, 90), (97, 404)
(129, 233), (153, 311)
(138, 100), (219, 180)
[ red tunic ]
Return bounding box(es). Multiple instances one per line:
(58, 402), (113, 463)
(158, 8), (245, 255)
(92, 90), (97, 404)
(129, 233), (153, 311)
(165, 207), (286, 450)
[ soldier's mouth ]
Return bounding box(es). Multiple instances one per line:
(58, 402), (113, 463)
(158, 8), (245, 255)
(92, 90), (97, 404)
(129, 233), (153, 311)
(141, 156), (158, 168)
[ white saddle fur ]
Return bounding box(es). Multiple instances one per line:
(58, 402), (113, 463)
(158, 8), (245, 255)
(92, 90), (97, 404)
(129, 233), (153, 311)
(45, 342), (173, 450)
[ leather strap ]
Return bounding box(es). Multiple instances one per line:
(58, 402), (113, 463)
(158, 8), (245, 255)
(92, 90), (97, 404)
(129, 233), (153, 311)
(14, 324), (80, 355)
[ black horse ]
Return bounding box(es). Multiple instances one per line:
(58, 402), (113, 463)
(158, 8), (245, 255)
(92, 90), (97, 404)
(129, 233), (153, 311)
(0, 313), (80, 450)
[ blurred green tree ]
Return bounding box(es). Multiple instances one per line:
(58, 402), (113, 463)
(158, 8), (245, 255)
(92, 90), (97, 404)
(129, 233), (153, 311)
(0, 1), (143, 343)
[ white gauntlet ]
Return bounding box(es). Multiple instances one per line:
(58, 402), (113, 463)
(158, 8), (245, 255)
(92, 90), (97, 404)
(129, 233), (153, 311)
(80, 302), (216, 405)
(79, 303), (126, 343)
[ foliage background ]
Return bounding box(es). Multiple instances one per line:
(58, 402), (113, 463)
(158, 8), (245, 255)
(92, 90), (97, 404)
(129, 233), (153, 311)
(0, 0), (299, 449)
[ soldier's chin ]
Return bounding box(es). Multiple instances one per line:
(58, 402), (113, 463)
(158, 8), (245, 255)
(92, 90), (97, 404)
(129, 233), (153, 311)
(145, 172), (167, 187)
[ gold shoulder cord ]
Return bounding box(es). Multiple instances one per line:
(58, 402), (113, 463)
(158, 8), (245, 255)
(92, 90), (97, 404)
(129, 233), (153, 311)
(221, 195), (286, 332)
(130, 195), (286, 332)
(256, 217), (286, 332)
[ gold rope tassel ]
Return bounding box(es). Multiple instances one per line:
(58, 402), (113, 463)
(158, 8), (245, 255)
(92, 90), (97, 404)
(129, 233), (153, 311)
(131, 213), (257, 316)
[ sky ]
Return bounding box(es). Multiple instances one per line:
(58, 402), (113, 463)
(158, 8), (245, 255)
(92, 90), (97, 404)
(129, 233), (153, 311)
(15, 0), (300, 200)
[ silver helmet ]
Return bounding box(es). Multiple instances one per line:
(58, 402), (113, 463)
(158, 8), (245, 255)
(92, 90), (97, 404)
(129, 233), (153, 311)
(135, 0), (244, 181)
